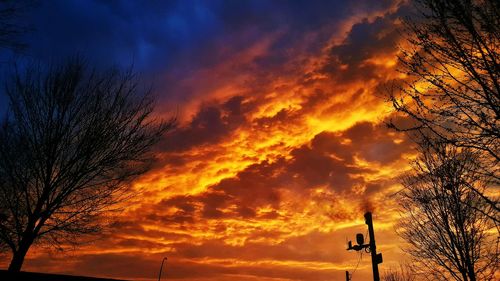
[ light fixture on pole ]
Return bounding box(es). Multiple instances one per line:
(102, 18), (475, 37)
(346, 212), (382, 281)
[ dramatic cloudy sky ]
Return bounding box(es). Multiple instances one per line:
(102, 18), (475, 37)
(1, 1), (420, 280)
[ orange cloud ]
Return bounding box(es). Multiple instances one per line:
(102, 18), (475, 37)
(1, 1), (420, 280)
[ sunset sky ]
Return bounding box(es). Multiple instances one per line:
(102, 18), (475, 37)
(0, 1), (421, 280)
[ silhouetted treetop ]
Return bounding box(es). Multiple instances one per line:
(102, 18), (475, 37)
(389, 0), (499, 181)
(0, 58), (174, 271)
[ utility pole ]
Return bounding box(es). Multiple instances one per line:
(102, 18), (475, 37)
(365, 212), (382, 281)
(346, 212), (382, 281)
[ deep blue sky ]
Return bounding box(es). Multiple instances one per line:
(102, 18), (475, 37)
(0, 0), (397, 115)
(1, 0), (385, 71)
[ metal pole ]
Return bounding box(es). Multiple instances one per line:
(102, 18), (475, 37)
(158, 257), (168, 281)
(365, 212), (381, 281)
(345, 270), (350, 281)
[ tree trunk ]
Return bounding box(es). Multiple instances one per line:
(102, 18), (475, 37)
(466, 265), (476, 281)
(8, 238), (33, 272)
(460, 269), (469, 281)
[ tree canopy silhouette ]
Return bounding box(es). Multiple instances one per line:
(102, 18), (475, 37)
(397, 143), (498, 281)
(388, 0), (499, 212)
(0, 58), (174, 271)
(382, 263), (416, 281)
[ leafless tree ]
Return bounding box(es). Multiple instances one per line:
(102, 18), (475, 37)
(397, 142), (498, 281)
(388, 0), (499, 212)
(382, 263), (416, 281)
(0, 58), (174, 271)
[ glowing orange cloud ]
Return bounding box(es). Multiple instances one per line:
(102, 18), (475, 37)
(1, 1), (422, 280)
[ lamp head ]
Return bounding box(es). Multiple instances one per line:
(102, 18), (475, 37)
(356, 233), (364, 245)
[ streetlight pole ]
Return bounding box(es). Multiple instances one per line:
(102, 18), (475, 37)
(346, 212), (382, 281)
(365, 212), (382, 281)
(158, 257), (168, 281)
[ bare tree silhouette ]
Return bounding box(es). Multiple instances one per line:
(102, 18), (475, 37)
(382, 263), (416, 281)
(397, 142), (498, 281)
(388, 0), (499, 213)
(0, 58), (174, 271)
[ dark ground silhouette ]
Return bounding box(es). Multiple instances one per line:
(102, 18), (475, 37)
(0, 270), (128, 281)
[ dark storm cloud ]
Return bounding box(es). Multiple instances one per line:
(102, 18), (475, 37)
(330, 17), (400, 66)
(289, 144), (368, 190)
(313, 121), (412, 165)
(170, 159), (284, 220)
(159, 95), (251, 152)
(320, 3), (411, 82)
